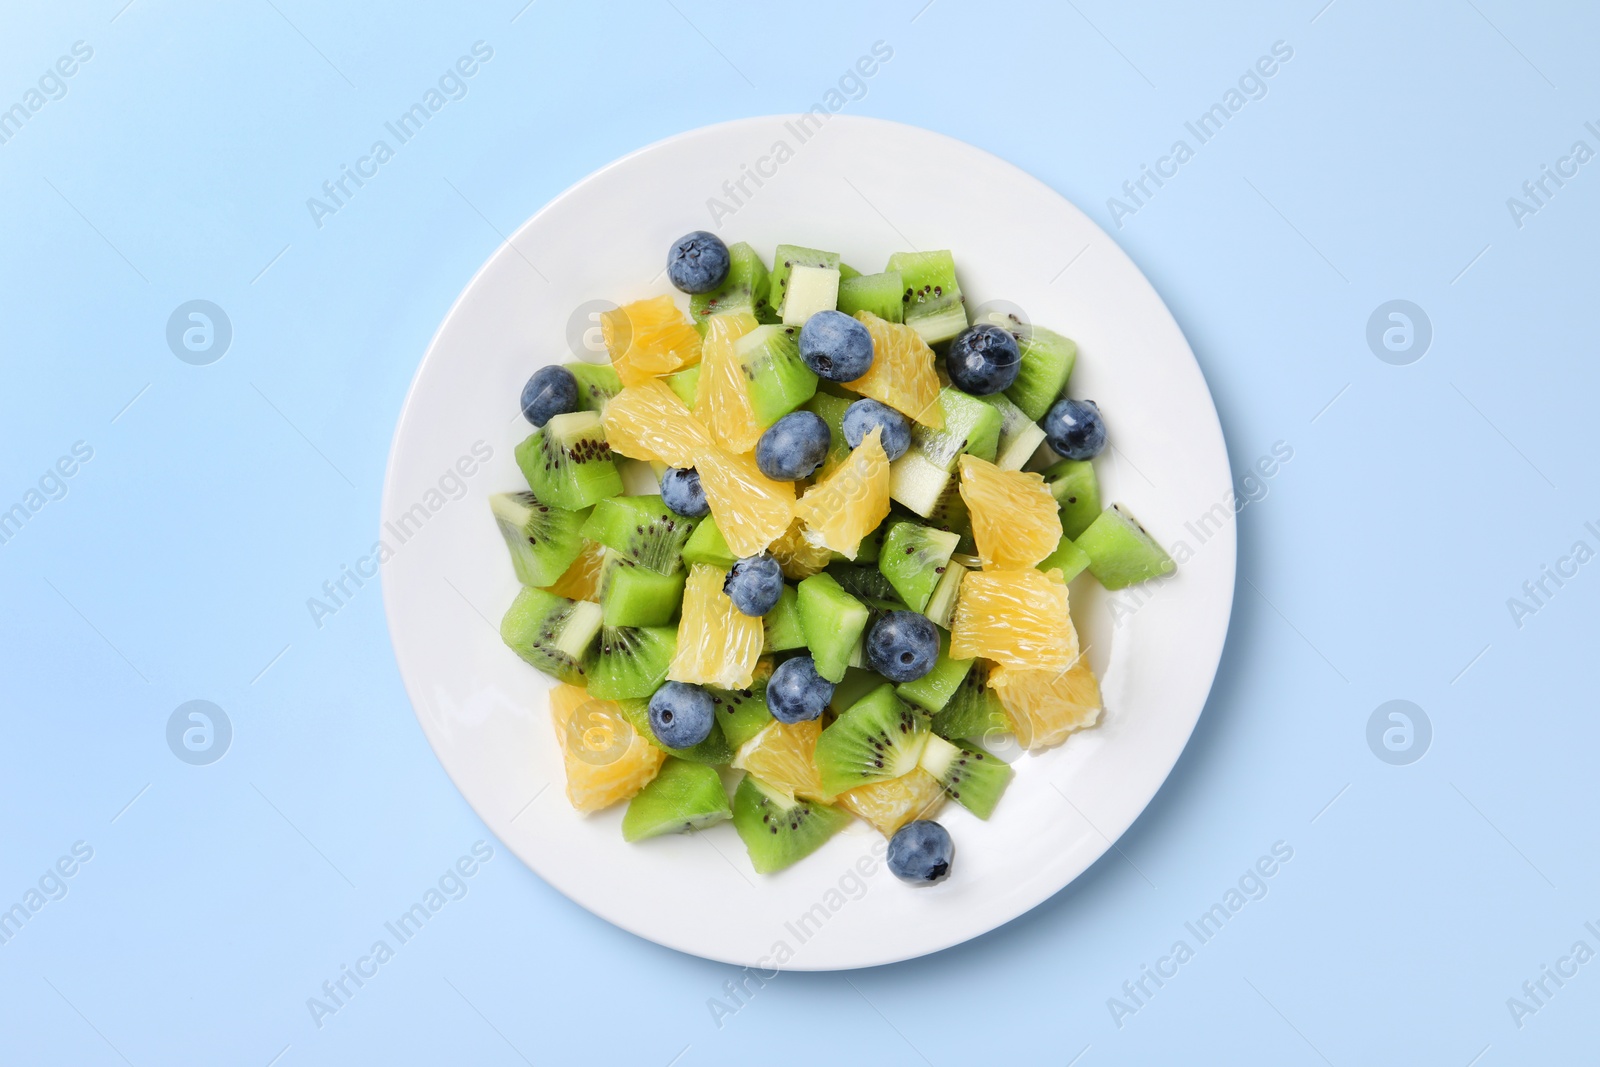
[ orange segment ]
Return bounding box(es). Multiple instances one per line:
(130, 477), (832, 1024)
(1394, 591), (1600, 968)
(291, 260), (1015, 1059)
(847, 311), (944, 427)
(731, 718), (829, 803)
(601, 379), (713, 468)
(958, 454), (1061, 569)
(793, 427), (890, 559)
(693, 311), (764, 452)
(669, 563), (764, 688)
(548, 684), (665, 812)
(836, 768), (945, 835)
(950, 567), (1078, 670)
(694, 446), (795, 557)
(768, 517), (833, 580)
(988, 655), (1103, 750)
(602, 295), (702, 385)
(543, 540), (606, 602)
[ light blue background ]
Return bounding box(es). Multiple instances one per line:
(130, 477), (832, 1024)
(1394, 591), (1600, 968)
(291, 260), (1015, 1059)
(3, 0), (1596, 1063)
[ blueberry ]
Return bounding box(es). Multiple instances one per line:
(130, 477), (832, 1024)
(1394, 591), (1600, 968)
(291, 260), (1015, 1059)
(755, 410), (831, 480)
(520, 365), (579, 427)
(946, 323), (1021, 396)
(723, 554), (784, 617)
(660, 467), (708, 517)
(865, 610), (939, 682)
(648, 681), (715, 748)
(841, 399), (911, 461)
(767, 655), (834, 724)
(798, 310), (874, 381)
(667, 231), (730, 294)
(1042, 398), (1106, 460)
(887, 820), (953, 885)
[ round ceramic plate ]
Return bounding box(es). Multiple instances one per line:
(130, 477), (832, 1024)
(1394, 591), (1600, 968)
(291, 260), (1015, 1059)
(381, 116), (1235, 970)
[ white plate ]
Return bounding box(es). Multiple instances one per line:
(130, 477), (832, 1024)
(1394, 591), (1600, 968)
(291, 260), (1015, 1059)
(381, 116), (1234, 970)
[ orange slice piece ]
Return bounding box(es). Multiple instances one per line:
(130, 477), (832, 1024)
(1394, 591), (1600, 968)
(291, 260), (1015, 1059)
(731, 718), (830, 803)
(669, 563), (764, 688)
(988, 655), (1103, 750)
(836, 768), (946, 835)
(602, 295), (702, 385)
(847, 311), (944, 427)
(950, 567), (1078, 670)
(958, 454), (1062, 569)
(543, 540), (606, 602)
(601, 379), (712, 468)
(548, 684), (665, 812)
(694, 446), (795, 557)
(793, 427), (890, 559)
(768, 517), (834, 580)
(693, 311), (764, 453)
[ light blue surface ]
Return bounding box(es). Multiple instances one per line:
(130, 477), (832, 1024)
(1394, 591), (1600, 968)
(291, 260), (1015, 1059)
(3, 1), (1596, 1063)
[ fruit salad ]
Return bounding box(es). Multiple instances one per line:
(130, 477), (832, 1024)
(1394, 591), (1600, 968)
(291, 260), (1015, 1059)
(490, 230), (1175, 885)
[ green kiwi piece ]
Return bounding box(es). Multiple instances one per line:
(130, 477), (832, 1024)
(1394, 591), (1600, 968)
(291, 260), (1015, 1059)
(930, 659), (1010, 741)
(912, 387), (1003, 470)
(837, 270), (904, 323)
(822, 563), (901, 609)
(838, 262), (862, 281)
(878, 520), (960, 612)
(981, 392), (1048, 470)
(733, 325), (818, 426)
(813, 684), (930, 796)
(1043, 458), (1101, 540)
(514, 410), (623, 511)
(732, 775), (850, 874)
(886, 250), (967, 345)
(796, 572), (869, 683)
(622, 758), (732, 842)
(712, 658), (776, 749)
(762, 584), (806, 652)
(826, 667), (882, 717)
(586, 625), (677, 700)
(768, 244), (840, 319)
(680, 513), (738, 568)
(780, 265), (841, 324)
(665, 364), (702, 408)
(923, 561), (964, 629)
(499, 586), (603, 685)
(802, 390), (854, 477)
(924, 477), (975, 554)
(918, 734), (1012, 819)
(489, 491), (592, 588)
(896, 629), (975, 714)
(598, 549), (686, 627)
(616, 697), (733, 764)
(887, 449), (951, 518)
(565, 362), (622, 414)
(580, 495), (698, 575)
(690, 242), (772, 329)
(1039, 534), (1092, 583)
(1076, 504), (1176, 589)
(979, 312), (1079, 421)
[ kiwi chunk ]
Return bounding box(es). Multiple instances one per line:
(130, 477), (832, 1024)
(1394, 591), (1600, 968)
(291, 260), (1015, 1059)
(565, 363), (622, 414)
(814, 684), (929, 796)
(665, 364), (702, 408)
(822, 563), (901, 609)
(732, 775), (850, 874)
(587, 625), (677, 700)
(924, 479), (975, 554)
(1039, 534), (1092, 583)
(514, 410), (623, 511)
(837, 270), (904, 323)
(690, 241), (772, 328)
(981, 392), (1048, 471)
(733, 325), (819, 427)
(802, 391), (854, 477)
(930, 659), (1010, 741)
(922, 563), (964, 629)
(796, 573), (869, 683)
(886, 250), (967, 345)
(580, 495), (698, 575)
(780, 264), (841, 325)
(598, 549), (685, 627)
(768, 244), (840, 319)
(887, 450), (951, 518)
(680, 513), (738, 568)
(711, 658), (776, 749)
(912, 387), (1003, 470)
(616, 696), (733, 764)
(499, 586), (602, 684)
(878, 520), (960, 612)
(1043, 459), (1101, 540)
(896, 629), (975, 713)
(980, 312), (1078, 421)
(762, 584), (806, 651)
(1076, 505), (1176, 589)
(919, 734), (1012, 819)
(622, 758), (732, 842)
(489, 491), (592, 588)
